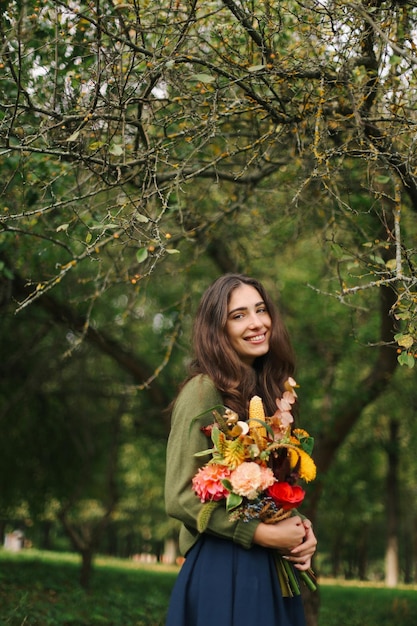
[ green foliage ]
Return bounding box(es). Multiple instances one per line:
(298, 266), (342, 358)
(316, 365), (417, 581)
(0, 0), (416, 335)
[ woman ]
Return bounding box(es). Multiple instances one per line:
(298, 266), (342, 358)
(165, 274), (317, 626)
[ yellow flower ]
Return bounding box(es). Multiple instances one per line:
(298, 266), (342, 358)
(222, 438), (247, 469)
(285, 446), (316, 482)
(287, 447), (299, 469)
(293, 428), (310, 440)
(297, 448), (317, 482)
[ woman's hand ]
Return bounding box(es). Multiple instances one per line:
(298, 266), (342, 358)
(253, 517), (317, 572)
(253, 515), (306, 551)
(285, 519), (317, 571)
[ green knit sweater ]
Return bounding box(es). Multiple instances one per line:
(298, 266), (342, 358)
(165, 374), (260, 556)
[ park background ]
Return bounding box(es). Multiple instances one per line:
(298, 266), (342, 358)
(1, 1), (416, 625)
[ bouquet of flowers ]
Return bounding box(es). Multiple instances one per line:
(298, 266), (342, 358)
(191, 377), (317, 596)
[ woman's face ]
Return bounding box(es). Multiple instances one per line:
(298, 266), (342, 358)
(225, 284), (271, 365)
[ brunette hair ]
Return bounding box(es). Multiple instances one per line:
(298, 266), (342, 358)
(189, 274), (295, 417)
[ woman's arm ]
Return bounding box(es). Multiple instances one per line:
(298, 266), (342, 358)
(165, 375), (260, 549)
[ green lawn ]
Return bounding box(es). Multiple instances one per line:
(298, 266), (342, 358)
(318, 580), (417, 626)
(0, 550), (176, 626)
(1, 549), (416, 625)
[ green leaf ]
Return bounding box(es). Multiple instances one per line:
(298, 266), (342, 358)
(389, 55), (402, 65)
(66, 130), (80, 142)
(136, 248), (148, 263)
(189, 73), (216, 83)
(194, 448), (215, 457)
(368, 254), (385, 266)
(299, 436), (315, 456)
(221, 478), (233, 491)
(226, 492), (243, 512)
(211, 426), (221, 449)
(394, 333), (414, 349)
(385, 258), (397, 271)
(109, 142), (124, 156)
(165, 248), (180, 254)
(395, 311), (411, 320)
(247, 64), (266, 72)
(398, 352), (415, 368)
(89, 140), (105, 151)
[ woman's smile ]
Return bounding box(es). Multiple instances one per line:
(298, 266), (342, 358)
(245, 333), (267, 343)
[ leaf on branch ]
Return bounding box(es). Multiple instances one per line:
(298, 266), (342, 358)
(247, 65), (266, 72)
(188, 73), (216, 83)
(136, 248), (148, 263)
(56, 223), (69, 232)
(109, 143), (124, 156)
(66, 130), (80, 142)
(165, 249), (180, 255)
(398, 352), (415, 368)
(395, 311), (411, 321)
(394, 333), (414, 349)
(385, 259), (397, 271)
(89, 140), (105, 151)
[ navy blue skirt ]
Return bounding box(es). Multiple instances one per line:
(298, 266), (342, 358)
(166, 535), (306, 626)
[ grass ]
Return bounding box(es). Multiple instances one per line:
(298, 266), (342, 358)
(1, 549), (417, 625)
(317, 579), (417, 626)
(0, 549), (177, 626)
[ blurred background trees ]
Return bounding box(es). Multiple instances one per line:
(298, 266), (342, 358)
(1, 0), (416, 608)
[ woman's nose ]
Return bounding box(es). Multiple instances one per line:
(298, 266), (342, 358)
(248, 313), (262, 327)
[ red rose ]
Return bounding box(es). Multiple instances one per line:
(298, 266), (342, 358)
(266, 482), (305, 510)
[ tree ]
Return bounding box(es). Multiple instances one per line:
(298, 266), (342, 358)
(1, 1), (415, 352)
(1, 0), (417, 615)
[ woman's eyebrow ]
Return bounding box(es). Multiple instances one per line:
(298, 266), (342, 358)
(228, 306), (247, 316)
(228, 301), (265, 316)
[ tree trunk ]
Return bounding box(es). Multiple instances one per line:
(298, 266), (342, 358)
(40, 521), (53, 551)
(80, 548), (94, 589)
(302, 585), (320, 626)
(385, 418), (400, 587)
(163, 537), (178, 565)
(358, 524), (369, 581)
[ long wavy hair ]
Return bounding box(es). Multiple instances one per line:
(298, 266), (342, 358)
(189, 274), (295, 418)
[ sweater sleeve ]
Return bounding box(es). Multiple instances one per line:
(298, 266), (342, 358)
(165, 375), (260, 554)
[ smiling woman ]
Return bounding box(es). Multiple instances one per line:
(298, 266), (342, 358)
(226, 283), (271, 365)
(164, 274), (317, 626)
